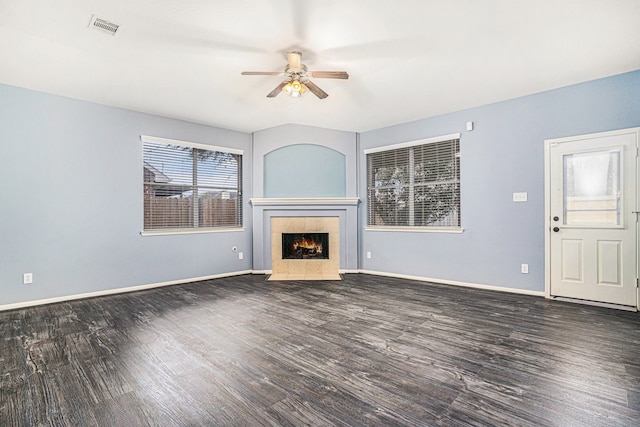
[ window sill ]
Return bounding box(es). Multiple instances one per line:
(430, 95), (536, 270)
(365, 226), (464, 234)
(141, 227), (245, 236)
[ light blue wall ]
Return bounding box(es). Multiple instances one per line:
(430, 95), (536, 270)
(2, 70), (638, 305)
(0, 84), (253, 306)
(359, 70), (640, 292)
(264, 144), (346, 197)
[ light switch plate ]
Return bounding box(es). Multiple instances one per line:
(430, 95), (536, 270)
(513, 192), (528, 202)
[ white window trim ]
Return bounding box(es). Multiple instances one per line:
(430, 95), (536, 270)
(140, 135), (244, 156)
(365, 226), (464, 234)
(141, 134), (243, 235)
(363, 133), (461, 155)
(141, 227), (245, 237)
(365, 133), (462, 229)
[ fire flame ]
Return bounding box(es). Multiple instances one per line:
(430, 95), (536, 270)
(292, 238), (323, 253)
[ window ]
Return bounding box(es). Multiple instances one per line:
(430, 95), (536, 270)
(142, 135), (243, 233)
(563, 149), (620, 226)
(366, 134), (461, 229)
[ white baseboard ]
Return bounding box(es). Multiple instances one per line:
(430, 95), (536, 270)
(1, 269), (544, 312)
(0, 270), (253, 312)
(358, 269), (546, 297)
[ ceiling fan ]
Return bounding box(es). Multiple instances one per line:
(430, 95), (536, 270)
(241, 51), (348, 99)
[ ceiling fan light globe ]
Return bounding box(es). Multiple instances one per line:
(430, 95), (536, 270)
(281, 80), (308, 97)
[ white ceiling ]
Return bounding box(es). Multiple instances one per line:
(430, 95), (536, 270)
(1, 0), (639, 133)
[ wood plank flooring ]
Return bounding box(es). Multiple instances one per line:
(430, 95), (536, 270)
(1, 274), (639, 426)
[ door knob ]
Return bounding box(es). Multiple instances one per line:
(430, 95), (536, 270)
(553, 227), (560, 232)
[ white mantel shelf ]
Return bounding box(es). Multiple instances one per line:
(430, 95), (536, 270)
(250, 198), (360, 206)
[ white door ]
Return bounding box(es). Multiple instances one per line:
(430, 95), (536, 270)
(547, 128), (638, 307)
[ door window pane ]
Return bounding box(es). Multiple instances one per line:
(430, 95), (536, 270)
(563, 149), (620, 225)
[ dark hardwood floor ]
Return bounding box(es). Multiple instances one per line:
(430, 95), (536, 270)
(1, 274), (639, 426)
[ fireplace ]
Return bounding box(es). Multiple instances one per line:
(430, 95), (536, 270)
(282, 233), (329, 259)
(269, 216), (341, 280)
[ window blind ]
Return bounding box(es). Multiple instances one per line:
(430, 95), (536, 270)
(142, 140), (242, 231)
(367, 137), (460, 228)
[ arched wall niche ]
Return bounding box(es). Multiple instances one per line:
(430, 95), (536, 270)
(263, 143), (346, 197)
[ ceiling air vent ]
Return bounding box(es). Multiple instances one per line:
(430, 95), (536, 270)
(88, 15), (119, 36)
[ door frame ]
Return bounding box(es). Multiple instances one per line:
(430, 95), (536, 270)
(544, 127), (640, 310)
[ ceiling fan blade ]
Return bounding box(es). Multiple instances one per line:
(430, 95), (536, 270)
(303, 80), (328, 99)
(309, 71), (349, 79)
(286, 51), (302, 72)
(241, 71), (285, 76)
(267, 81), (289, 98)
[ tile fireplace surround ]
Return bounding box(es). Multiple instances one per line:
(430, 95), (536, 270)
(270, 216), (340, 280)
(250, 198), (360, 276)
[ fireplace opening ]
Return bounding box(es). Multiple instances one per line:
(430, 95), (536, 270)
(282, 233), (329, 259)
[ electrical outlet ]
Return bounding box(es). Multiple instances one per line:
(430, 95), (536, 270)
(23, 273), (33, 284)
(367, 252), (372, 259)
(238, 252), (243, 260)
(521, 264), (529, 274)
